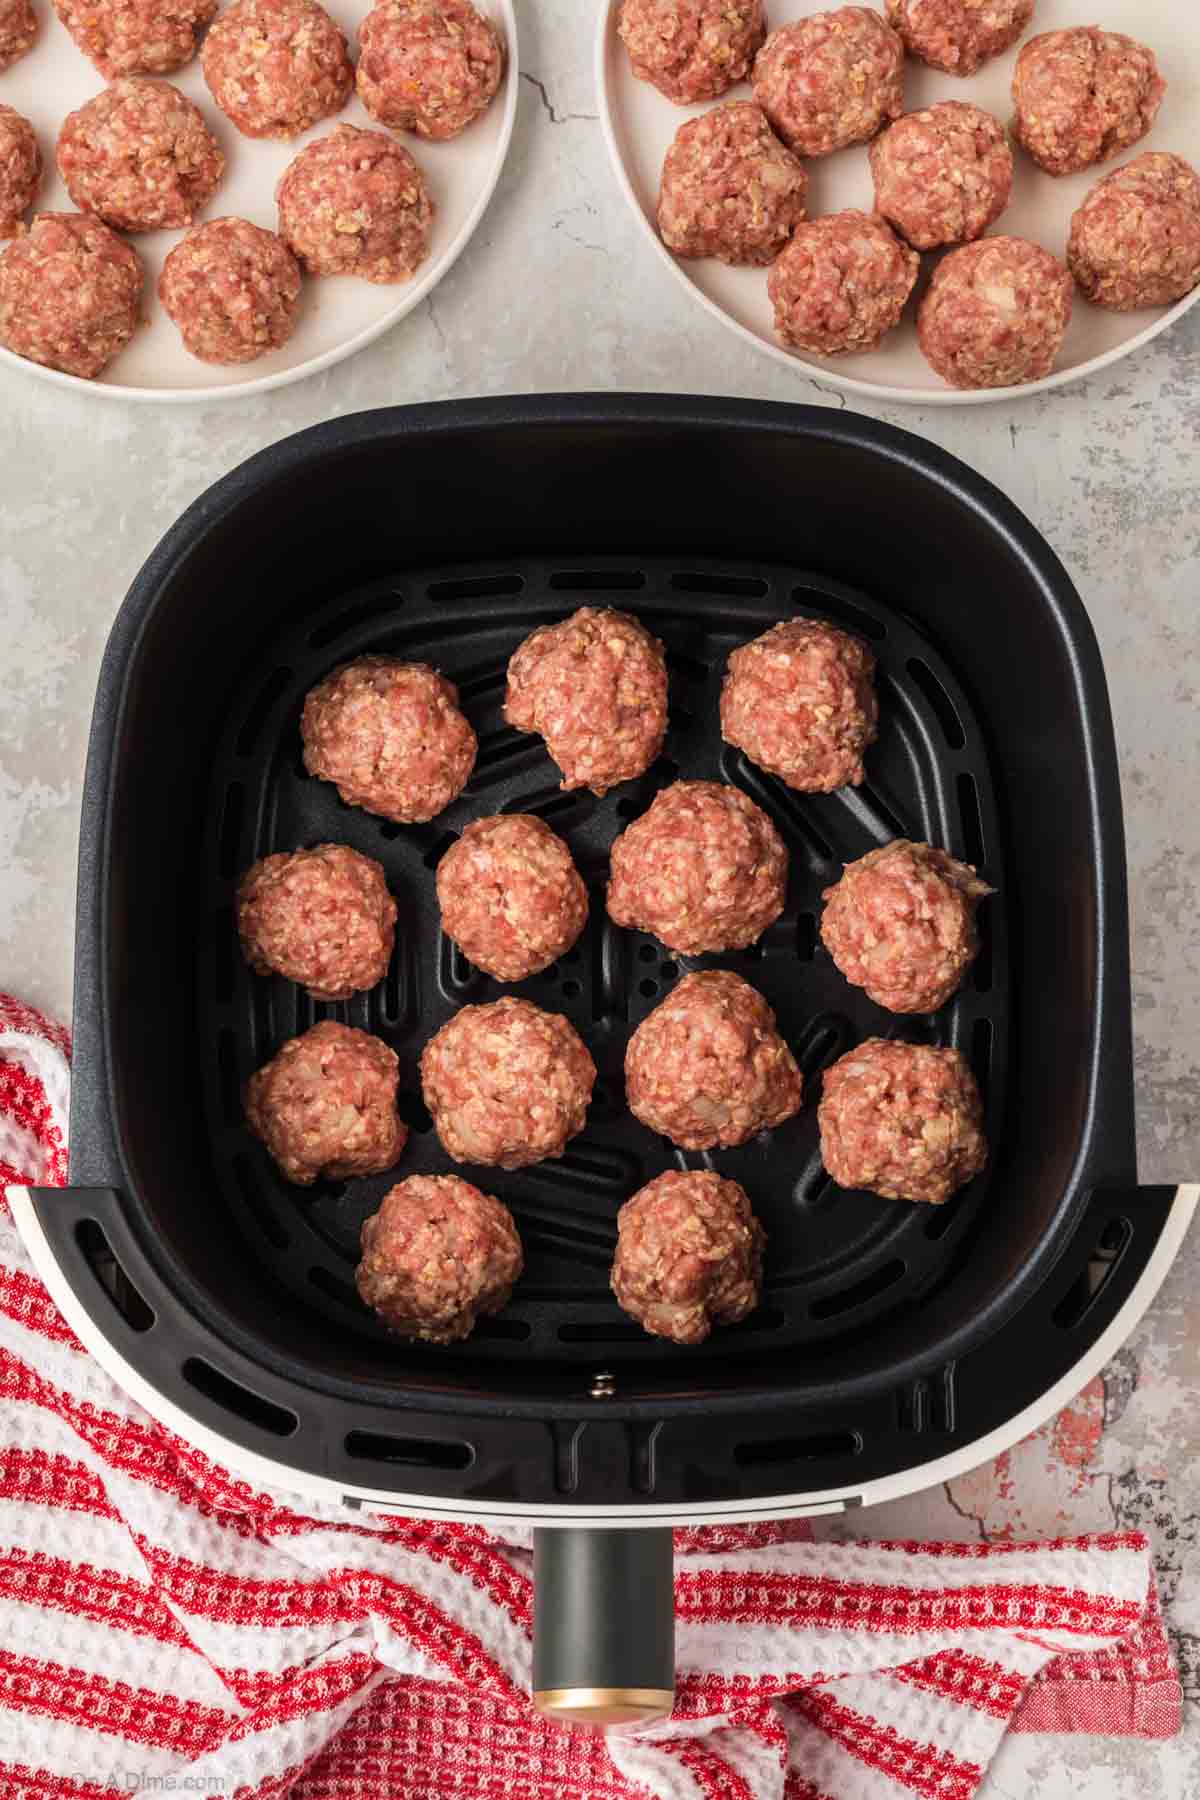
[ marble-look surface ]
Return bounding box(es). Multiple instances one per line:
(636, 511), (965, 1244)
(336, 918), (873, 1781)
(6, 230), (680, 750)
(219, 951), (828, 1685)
(0, 4), (1197, 1793)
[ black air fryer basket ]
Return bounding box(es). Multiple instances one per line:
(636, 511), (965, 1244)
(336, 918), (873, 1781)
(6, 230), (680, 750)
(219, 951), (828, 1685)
(25, 398), (1187, 1719)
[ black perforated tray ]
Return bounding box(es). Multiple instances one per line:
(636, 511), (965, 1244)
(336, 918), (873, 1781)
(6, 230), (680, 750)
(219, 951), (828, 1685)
(198, 553), (1008, 1369)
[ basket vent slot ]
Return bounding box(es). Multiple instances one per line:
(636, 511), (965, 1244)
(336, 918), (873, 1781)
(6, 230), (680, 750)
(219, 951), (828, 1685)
(427, 573), (524, 603)
(218, 783), (245, 878)
(548, 570), (645, 592)
(907, 658), (966, 750)
(232, 1153), (290, 1250)
(183, 1357), (297, 1438)
(1053, 1218), (1132, 1331)
(971, 1016), (994, 1103)
(345, 1430), (473, 1470)
(811, 1258), (906, 1320)
(734, 1430), (861, 1467)
(796, 912), (817, 961)
(794, 586), (886, 641)
(213, 908), (235, 1003)
(957, 770), (987, 869)
(236, 668), (293, 756)
(670, 571), (769, 599)
(794, 1159), (837, 1212)
(308, 597), (402, 649)
(76, 1220), (155, 1334)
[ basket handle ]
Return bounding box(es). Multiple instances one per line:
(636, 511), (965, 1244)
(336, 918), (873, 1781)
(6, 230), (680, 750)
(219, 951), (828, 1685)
(532, 1527), (675, 1728)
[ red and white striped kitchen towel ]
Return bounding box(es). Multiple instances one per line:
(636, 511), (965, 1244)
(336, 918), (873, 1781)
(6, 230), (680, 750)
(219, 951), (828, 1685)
(0, 994), (1181, 1800)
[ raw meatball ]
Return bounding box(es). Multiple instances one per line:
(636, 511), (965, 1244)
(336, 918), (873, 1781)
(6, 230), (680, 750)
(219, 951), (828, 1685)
(721, 617), (878, 793)
(918, 234), (1072, 390)
(819, 1037), (987, 1204)
(202, 0), (353, 139)
(57, 80), (224, 234)
(752, 8), (904, 159)
(0, 212), (143, 379)
(436, 814), (588, 983)
(870, 102), (1013, 251)
(357, 1174), (523, 1343)
(244, 1020), (407, 1186)
(657, 101), (807, 268)
(237, 843), (396, 1001)
(357, 0), (504, 142)
(276, 126), (434, 282)
(420, 997), (595, 1169)
(0, 0), (37, 71)
(821, 839), (992, 1014)
(52, 0), (216, 78)
(504, 608), (668, 797)
(0, 107), (41, 239)
(1011, 28), (1165, 179)
(618, 0), (766, 106)
(160, 216), (301, 363)
(625, 970), (802, 1151)
(884, 0), (1033, 77)
(768, 209), (918, 355)
(1069, 153), (1200, 313)
(607, 780), (788, 955)
(301, 655), (476, 824)
(612, 1171), (764, 1346)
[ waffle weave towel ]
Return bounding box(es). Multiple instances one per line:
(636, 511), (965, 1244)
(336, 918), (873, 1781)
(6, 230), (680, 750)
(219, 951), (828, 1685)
(0, 993), (1181, 1800)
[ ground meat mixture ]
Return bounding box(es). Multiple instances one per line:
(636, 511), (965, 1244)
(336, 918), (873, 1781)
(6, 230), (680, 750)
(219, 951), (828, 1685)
(245, 1020), (407, 1186)
(202, 0), (353, 139)
(504, 608), (669, 797)
(819, 1037), (987, 1204)
(0, 0), (37, 71)
(276, 126), (434, 282)
(870, 102), (1013, 251)
(237, 843), (396, 1001)
(721, 617), (878, 794)
(436, 813), (588, 983)
(884, 0), (1033, 77)
(1011, 28), (1165, 179)
(160, 216), (301, 362)
(57, 80), (224, 234)
(918, 234), (1072, 390)
(625, 970), (802, 1151)
(607, 780), (788, 955)
(357, 1174), (523, 1342)
(301, 655), (475, 824)
(0, 212), (144, 378)
(821, 839), (991, 1015)
(618, 0), (766, 106)
(657, 101), (807, 268)
(0, 107), (41, 239)
(357, 0), (505, 141)
(1069, 153), (1200, 313)
(420, 997), (595, 1169)
(611, 1171), (765, 1346)
(752, 9), (904, 159)
(767, 209), (918, 355)
(52, 0), (216, 78)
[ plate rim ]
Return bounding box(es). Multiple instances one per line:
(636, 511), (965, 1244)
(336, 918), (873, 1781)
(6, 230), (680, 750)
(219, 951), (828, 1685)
(595, 0), (1200, 409)
(0, 0), (519, 405)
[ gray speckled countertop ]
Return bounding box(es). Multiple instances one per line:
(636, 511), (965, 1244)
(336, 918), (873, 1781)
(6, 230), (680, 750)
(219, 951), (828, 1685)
(1, 4), (1197, 1792)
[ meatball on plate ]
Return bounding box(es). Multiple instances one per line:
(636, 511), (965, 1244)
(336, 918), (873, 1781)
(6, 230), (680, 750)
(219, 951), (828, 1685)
(0, 0), (517, 398)
(598, 0), (1200, 402)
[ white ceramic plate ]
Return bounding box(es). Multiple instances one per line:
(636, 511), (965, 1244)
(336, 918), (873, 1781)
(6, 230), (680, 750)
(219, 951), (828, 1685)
(0, 0), (517, 401)
(598, 0), (1200, 405)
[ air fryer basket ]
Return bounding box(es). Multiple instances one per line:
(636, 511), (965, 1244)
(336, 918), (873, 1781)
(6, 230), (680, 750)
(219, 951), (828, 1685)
(30, 398), (1179, 1524)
